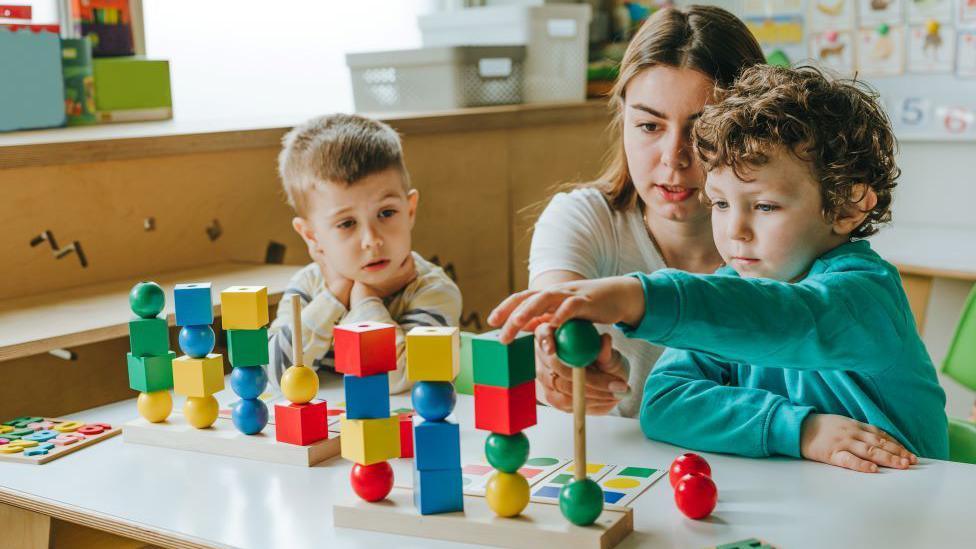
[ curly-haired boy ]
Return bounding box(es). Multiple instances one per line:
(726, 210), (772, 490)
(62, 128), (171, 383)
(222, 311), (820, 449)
(487, 65), (948, 471)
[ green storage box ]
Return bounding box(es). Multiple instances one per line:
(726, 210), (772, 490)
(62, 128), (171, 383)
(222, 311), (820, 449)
(92, 56), (172, 122)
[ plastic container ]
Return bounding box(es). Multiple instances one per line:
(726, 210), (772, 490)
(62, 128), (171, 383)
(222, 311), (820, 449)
(418, 4), (591, 103)
(347, 46), (526, 113)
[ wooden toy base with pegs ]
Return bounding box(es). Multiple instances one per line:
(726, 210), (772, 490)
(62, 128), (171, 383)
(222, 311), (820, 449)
(333, 487), (633, 549)
(123, 412), (340, 467)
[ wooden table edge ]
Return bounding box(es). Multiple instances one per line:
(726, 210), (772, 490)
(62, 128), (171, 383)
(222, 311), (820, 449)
(0, 486), (225, 549)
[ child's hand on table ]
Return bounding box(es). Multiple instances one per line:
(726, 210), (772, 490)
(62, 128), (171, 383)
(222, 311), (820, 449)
(488, 276), (646, 344)
(800, 413), (918, 473)
(534, 325), (630, 415)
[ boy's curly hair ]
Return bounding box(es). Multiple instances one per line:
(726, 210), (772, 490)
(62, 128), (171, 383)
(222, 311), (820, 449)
(693, 65), (899, 239)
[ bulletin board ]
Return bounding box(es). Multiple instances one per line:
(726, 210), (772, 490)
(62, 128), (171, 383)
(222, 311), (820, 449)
(736, 0), (976, 141)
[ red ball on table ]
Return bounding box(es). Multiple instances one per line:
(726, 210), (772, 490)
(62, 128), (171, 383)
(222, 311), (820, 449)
(350, 461), (394, 502)
(669, 452), (711, 487)
(674, 472), (718, 519)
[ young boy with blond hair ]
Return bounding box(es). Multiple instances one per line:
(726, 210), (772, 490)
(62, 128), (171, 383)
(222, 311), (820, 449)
(488, 65), (948, 472)
(268, 113), (461, 393)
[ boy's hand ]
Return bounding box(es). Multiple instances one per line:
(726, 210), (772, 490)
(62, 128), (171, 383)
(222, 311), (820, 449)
(350, 280), (382, 306)
(488, 276), (646, 344)
(535, 327), (630, 415)
(310, 244), (353, 308)
(800, 413), (918, 473)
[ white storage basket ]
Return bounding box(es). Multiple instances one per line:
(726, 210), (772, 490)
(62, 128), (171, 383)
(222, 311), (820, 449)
(347, 46), (526, 113)
(418, 4), (591, 103)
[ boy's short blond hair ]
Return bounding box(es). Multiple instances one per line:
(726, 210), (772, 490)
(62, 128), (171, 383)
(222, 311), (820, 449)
(278, 113), (409, 217)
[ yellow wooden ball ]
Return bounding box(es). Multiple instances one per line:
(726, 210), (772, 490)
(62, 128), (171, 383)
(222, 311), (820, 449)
(281, 365), (318, 404)
(137, 390), (172, 423)
(925, 19), (940, 35)
(183, 395), (218, 428)
(485, 471), (530, 517)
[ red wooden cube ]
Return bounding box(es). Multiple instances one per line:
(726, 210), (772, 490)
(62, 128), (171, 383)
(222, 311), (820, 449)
(473, 380), (537, 435)
(275, 400), (328, 446)
(334, 322), (397, 377)
(399, 411), (415, 458)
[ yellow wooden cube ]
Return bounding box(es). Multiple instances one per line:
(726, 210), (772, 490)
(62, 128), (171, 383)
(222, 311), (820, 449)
(220, 286), (269, 330)
(340, 415), (400, 465)
(172, 353), (225, 397)
(406, 326), (460, 382)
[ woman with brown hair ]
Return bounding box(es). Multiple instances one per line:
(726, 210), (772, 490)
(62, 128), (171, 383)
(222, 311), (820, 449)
(515, 5), (764, 416)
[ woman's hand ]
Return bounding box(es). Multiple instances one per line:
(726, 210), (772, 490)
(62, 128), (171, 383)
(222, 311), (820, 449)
(487, 276), (646, 344)
(800, 414), (917, 473)
(535, 326), (631, 415)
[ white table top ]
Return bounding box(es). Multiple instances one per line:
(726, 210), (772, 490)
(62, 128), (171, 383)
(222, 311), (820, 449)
(2, 376), (974, 549)
(871, 224), (976, 279)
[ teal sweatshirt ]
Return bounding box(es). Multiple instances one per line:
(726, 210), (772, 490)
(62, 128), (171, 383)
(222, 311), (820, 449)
(620, 240), (948, 459)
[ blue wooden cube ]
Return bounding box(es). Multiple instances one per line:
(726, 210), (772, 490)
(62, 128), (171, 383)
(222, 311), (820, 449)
(343, 373), (390, 419)
(174, 283), (213, 327)
(413, 419), (460, 471)
(413, 467), (463, 514)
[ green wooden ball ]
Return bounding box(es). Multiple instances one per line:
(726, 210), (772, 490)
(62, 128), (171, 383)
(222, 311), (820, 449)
(485, 432), (530, 473)
(559, 478), (604, 526)
(129, 281), (165, 319)
(554, 319), (601, 368)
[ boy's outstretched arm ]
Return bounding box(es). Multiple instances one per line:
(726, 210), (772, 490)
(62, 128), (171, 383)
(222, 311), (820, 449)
(641, 348), (814, 458)
(625, 266), (906, 374)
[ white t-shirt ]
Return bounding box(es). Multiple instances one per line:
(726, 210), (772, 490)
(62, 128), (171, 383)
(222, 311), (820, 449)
(529, 187), (667, 418)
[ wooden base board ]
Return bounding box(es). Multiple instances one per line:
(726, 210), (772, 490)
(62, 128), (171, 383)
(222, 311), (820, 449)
(333, 487), (633, 549)
(0, 418), (120, 465)
(123, 413), (339, 467)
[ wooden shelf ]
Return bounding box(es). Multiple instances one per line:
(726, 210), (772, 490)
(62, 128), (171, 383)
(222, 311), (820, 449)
(0, 262), (297, 363)
(0, 101), (609, 169)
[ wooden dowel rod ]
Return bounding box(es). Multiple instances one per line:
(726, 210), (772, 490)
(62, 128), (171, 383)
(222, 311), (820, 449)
(573, 366), (586, 481)
(291, 294), (303, 367)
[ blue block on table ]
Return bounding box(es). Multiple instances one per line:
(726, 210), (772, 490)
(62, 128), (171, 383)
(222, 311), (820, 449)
(413, 419), (460, 471)
(174, 283), (213, 327)
(413, 467), (463, 515)
(343, 373), (390, 419)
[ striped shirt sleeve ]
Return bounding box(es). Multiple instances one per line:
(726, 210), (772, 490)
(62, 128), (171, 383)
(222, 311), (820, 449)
(266, 265), (346, 388)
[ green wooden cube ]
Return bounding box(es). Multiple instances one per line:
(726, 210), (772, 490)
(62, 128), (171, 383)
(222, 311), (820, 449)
(472, 330), (535, 388)
(227, 328), (269, 367)
(455, 331), (475, 395)
(128, 317), (170, 357)
(127, 351), (176, 392)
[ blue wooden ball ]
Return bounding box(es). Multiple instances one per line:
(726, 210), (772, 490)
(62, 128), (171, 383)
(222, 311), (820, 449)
(232, 398), (269, 435)
(411, 381), (456, 421)
(231, 366), (268, 400)
(178, 325), (215, 358)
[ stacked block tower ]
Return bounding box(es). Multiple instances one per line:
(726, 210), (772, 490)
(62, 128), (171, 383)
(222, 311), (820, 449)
(172, 283), (224, 429)
(127, 282), (176, 423)
(471, 330), (536, 517)
(274, 296), (329, 446)
(406, 326), (463, 515)
(221, 286), (271, 435)
(336, 322), (400, 502)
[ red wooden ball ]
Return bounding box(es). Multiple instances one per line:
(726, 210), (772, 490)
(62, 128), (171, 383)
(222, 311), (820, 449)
(674, 472), (718, 519)
(350, 461), (394, 502)
(669, 452), (711, 487)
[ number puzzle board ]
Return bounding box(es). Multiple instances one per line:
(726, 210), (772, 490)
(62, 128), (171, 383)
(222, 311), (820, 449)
(0, 417), (120, 465)
(333, 487), (634, 549)
(123, 411), (340, 467)
(461, 457), (664, 508)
